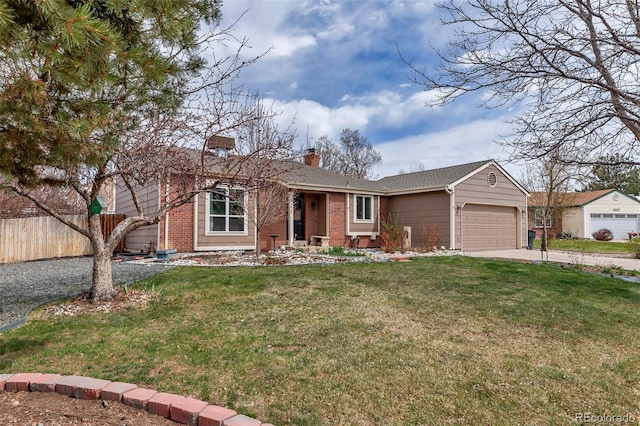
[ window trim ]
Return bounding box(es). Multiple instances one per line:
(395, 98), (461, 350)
(354, 194), (374, 223)
(206, 185), (248, 235)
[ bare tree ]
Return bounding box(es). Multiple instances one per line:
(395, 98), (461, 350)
(311, 129), (382, 179)
(404, 0), (640, 166)
(234, 93), (296, 258)
(0, 186), (84, 219)
(314, 135), (345, 173)
(523, 150), (578, 254)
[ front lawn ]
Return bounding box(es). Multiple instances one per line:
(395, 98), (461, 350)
(1, 257), (639, 424)
(534, 237), (634, 254)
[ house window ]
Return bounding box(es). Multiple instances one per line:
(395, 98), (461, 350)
(208, 186), (246, 233)
(355, 195), (373, 222)
(532, 208), (555, 228)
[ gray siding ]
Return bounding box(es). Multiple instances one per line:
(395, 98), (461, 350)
(115, 180), (160, 251)
(388, 191), (451, 249)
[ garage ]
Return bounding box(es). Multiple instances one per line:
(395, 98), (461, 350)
(462, 204), (518, 251)
(590, 213), (639, 239)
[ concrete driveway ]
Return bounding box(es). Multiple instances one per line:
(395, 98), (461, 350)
(467, 248), (640, 271)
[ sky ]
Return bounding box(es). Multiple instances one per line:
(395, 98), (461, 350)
(218, 0), (520, 179)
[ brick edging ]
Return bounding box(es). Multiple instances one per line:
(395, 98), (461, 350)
(0, 373), (274, 426)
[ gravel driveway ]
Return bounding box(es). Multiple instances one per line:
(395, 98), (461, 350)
(0, 257), (172, 332)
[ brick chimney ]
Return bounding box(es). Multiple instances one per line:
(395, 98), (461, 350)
(303, 148), (320, 168)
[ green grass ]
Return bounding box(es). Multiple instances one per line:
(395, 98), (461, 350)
(534, 238), (634, 254)
(2, 257), (640, 424)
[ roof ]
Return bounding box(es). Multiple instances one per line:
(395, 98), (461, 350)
(172, 148), (526, 196)
(528, 189), (640, 207)
(567, 189), (615, 206)
(376, 160), (492, 192)
(279, 162), (382, 192)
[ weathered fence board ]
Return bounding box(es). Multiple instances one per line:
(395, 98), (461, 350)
(0, 214), (125, 263)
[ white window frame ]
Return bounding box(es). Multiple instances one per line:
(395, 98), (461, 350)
(532, 208), (555, 228)
(354, 194), (374, 223)
(206, 185), (248, 235)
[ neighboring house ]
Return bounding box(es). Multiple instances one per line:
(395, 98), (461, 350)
(116, 146), (530, 253)
(529, 189), (640, 239)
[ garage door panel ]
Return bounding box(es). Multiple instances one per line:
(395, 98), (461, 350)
(463, 204), (517, 251)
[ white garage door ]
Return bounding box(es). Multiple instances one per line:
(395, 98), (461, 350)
(590, 214), (639, 239)
(462, 204), (518, 251)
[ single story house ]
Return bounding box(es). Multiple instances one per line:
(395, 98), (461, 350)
(116, 145), (529, 253)
(528, 189), (640, 239)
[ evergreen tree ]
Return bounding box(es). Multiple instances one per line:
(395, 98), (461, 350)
(582, 155), (640, 195)
(0, 0), (258, 301)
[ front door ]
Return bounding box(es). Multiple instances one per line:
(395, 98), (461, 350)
(293, 194), (305, 240)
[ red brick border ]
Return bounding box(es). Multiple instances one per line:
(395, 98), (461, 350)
(0, 373), (273, 426)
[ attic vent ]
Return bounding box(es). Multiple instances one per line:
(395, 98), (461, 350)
(487, 172), (497, 187)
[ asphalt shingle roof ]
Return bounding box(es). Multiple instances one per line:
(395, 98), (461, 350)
(376, 160), (492, 192)
(528, 189), (615, 207)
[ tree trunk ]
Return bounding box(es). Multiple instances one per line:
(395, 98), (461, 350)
(255, 231), (261, 261)
(91, 248), (117, 302)
(88, 214), (117, 302)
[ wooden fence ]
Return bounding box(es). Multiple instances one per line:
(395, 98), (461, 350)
(0, 214), (125, 264)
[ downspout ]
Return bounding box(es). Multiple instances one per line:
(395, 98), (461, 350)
(445, 185), (455, 250)
(164, 177), (170, 250)
(193, 191), (199, 251)
(288, 191), (295, 247)
(346, 193), (351, 237)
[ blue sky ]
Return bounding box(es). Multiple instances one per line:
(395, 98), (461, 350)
(219, 0), (519, 178)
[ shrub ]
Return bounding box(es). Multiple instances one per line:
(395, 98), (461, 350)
(421, 223), (442, 251)
(627, 237), (640, 259)
(557, 230), (577, 240)
(592, 228), (613, 241)
(380, 213), (406, 253)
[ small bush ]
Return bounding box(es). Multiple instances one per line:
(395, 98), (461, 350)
(421, 223), (442, 251)
(380, 213), (406, 253)
(557, 230), (577, 240)
(627, 237), (640, 259)
(592, 228), (613, 241)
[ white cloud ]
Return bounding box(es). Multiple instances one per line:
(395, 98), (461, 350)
(375, 118), (517, 178)
(220, 1), (316, 59)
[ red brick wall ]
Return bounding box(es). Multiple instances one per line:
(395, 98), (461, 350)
(527, 208), (563, 239)
(159, 180), (195, 252)
(304, 195), (319, 239)
(257, 208), (288, 252)
(328, 193), (346, 246)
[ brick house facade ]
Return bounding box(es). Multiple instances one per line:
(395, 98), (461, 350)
(117, 152), (529, 253)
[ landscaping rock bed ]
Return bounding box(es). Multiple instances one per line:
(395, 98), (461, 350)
(0, 257), (171, 332)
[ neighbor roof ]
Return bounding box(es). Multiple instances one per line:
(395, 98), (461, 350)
(528, 189), (633, 207)
(568, 189), (616, 206)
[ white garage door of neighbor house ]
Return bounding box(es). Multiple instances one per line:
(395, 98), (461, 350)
(590, 213), (639, 239)
(462, 204), (517, 251)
